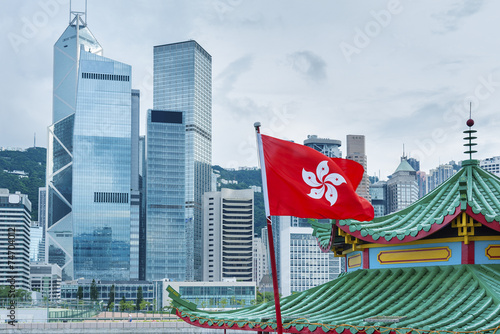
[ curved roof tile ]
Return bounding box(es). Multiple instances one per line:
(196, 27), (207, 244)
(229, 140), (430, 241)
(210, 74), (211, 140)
(171, 264), (500, 333)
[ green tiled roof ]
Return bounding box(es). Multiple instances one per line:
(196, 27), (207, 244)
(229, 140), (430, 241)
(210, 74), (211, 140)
(171, 264), (500, 333)
(310, 219), (335, 252)
(394, 158), (415, 173)
(336, 160), (500, 243)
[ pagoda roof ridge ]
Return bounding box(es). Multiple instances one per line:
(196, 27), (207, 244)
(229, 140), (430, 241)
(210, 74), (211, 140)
(335, 161), (500, 244)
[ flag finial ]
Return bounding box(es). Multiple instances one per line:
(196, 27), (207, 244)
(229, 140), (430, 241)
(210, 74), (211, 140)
(254, 122), (261, 133)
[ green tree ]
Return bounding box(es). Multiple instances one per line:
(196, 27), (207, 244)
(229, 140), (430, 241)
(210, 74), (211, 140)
(107, 284), (115, 310)
(125, 301), (135, 311)
(77, 286), (83, 300)
(219, 298), (228, 309)
(119, 296), (127, 312)
(256, 291), (263, 304)
(256, 291), (274, 304)
(135, 286), (144, 311)
(139, 300), (147, 311)
(90, 279), (98, 301)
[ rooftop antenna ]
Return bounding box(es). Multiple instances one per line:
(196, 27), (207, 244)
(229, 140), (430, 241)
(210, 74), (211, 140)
(33, 133), (36, 148)
(464, 102), (477, 160)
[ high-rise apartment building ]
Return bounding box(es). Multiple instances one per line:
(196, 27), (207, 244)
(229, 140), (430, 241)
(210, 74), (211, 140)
(1, 189), (31, 291)
(346, 135), (370, 201)
(202, 189), (254, 282)
(46, 12), (138, 281)
(427, 164), (456, 193)
(147, 40), (212, 281)
(387, 157), (418, 214)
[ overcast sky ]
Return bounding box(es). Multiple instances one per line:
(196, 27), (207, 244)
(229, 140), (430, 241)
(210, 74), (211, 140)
(2, 0), (500, 179)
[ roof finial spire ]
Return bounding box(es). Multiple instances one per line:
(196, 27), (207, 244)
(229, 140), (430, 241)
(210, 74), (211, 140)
(69, 0), (87, 26)
(463, 102), (477, 160)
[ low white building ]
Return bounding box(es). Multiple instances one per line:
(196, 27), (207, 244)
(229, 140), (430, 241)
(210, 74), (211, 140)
(154, 280), (256, 310)
(30, 262), (62, 300)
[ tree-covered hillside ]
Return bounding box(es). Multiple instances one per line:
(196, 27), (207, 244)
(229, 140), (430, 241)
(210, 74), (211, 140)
(0, 147), (46, 221)
(212, 165), (266, 237)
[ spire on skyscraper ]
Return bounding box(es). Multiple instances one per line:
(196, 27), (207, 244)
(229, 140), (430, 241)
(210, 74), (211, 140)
(69, 0), (87, 26)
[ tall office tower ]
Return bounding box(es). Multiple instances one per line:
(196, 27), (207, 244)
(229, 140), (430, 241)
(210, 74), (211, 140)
(202, 189), (254, 282)
(369, 180), (387, 217)
(129, 89), (141, 280)
(346, 135), (370, 201)
(387, 157), (418, 214)
(37, 187), (46, 262)
(47, 11), (136, 281)
(480, 156), (500, 177)
(138, 135), (147, 281)
(1, 189), (32, 291)
(148, 40), (212, 281)
(253, 236), (268, 284)
(30, 222), (44, 262)
(304, 135), (342, 158)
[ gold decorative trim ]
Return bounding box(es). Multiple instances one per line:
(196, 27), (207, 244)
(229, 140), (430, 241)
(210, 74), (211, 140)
(485, 245), (500, 260)
(377, 247), (451, 265)
(356, 236), (500, 250)
(347, 253), (361, 268)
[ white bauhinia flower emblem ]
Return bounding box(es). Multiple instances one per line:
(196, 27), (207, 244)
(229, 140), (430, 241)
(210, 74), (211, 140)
(302, 161), (346, 206)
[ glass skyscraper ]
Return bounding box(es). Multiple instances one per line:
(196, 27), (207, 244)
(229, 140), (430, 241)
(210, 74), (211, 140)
(47, 12), (137, 281)
(147, 40), (212, 281)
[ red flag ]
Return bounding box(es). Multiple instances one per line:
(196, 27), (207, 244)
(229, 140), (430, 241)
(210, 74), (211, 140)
(258, 133), (374, 221)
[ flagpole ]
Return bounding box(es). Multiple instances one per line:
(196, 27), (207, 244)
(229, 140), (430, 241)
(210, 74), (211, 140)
(254, 122), (284, 334)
